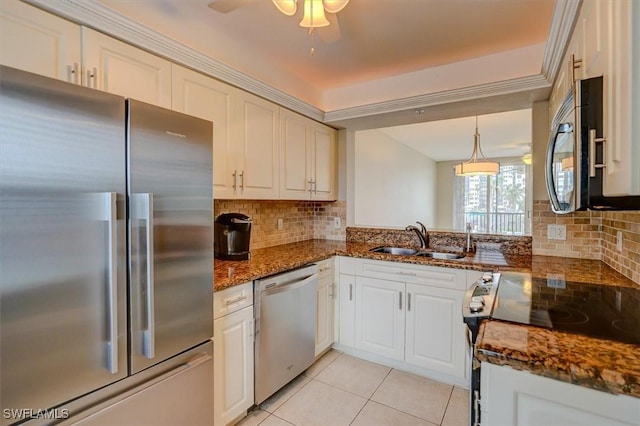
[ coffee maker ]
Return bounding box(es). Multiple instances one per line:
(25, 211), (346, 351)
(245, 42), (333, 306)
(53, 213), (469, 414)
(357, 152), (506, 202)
(214, 213), (252, 260)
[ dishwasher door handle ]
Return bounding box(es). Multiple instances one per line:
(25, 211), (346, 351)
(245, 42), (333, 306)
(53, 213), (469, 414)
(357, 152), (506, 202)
(261, 273), (318, 296)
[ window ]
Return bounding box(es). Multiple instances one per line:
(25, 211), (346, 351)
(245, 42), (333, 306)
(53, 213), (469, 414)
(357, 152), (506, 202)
(453, 161), (531, 235)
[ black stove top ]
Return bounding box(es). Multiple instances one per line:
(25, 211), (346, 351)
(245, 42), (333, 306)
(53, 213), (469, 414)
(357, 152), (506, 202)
(492, 272), (640, 346)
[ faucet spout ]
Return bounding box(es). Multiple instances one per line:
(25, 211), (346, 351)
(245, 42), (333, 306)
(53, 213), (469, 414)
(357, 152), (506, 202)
(405, 225), (428, 249)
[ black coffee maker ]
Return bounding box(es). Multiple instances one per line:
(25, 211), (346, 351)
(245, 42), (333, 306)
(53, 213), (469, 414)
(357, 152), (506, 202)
(214, 213), (252, 260)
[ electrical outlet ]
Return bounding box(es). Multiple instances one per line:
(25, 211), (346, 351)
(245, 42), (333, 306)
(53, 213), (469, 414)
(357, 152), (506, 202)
(277, 218), (283, 230)
(547, 224), (566, 240)
(547, 273), (566, 289)
(334, 217), (341, 229)
(617, 231), (623, 252)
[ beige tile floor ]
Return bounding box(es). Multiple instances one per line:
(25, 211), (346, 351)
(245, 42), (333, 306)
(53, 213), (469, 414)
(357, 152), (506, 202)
(238, 350), (469, 426)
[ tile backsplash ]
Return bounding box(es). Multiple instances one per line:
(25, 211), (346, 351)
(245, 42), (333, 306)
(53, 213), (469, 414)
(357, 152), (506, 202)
(214, 200), (346, 250)
(532, 200), (640, 284)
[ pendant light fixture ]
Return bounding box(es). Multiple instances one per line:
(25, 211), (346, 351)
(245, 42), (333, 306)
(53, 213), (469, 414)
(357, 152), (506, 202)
(454, 116), (500, 176)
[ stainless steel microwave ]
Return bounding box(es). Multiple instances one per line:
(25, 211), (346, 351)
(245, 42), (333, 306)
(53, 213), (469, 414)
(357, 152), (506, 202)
(545, 76), (640, 213)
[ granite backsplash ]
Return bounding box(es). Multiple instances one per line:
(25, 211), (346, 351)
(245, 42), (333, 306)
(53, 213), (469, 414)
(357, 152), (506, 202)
(346, 227), (532, 256)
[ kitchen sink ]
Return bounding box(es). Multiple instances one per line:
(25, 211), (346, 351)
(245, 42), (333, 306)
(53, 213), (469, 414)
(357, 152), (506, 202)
(369, 246), (419, 256)
(416, 252), (465, 260)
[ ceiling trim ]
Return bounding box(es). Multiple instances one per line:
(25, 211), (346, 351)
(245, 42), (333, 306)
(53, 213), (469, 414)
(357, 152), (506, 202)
(23, 0), (579, 125)
(23, 0), (326, 121)
(541, 0), (582, 83)
(323, 74), (551, 123)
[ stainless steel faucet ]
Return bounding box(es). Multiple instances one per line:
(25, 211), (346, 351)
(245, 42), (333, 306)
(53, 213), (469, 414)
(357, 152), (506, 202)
(406, 222), (429, 249)
(466, 222), (474, 252)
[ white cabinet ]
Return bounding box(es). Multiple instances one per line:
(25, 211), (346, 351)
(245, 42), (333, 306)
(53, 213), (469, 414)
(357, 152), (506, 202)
(171, 65), (237, 198)
(315, 258), (335, 356)
(279, 109), (337, 200)
(82, 28), (172, 108)
(481, 362), (640, 426)
(405, 283), (466, 379)
(234, 91), (279, 199)
(337, 272), (356, 348)
(551, 0), (640, 195)
(214, 282), (254, 426)
(0, 0), (81, 83)
(336, 257), (471, 384)
(355, 276), (405, 361)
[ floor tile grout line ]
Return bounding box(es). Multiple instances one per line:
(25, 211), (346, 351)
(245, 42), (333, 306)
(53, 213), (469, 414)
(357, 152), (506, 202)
(438, 386), (456, 425)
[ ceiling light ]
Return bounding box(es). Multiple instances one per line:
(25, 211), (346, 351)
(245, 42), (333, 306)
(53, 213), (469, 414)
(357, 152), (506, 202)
(272, 0), (297, 16)
(322, 0), (350, 14)
(299, 0), (330, 28)
(455, 116), (500, 176)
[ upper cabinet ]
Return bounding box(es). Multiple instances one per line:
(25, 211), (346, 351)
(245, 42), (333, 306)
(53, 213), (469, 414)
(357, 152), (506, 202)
(280, 109), (338, 201)
(1, 0), (340, 201)
(83, 28), (172, 109)
(235, 91), (280, 199)
(0, 0), (82, 83)
(551, 0), (640, 196)
(172, 65), (237, 198)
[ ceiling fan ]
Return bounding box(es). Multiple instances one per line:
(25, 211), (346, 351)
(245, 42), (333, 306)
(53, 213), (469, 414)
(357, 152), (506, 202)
(207, 0), (347, 43)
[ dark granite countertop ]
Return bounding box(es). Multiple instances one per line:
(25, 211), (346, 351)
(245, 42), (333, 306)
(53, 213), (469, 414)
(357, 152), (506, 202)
(213, 238), (640, 399)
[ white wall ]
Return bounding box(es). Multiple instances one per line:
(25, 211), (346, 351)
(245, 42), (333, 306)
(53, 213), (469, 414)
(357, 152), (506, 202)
(354, 130), (436, 227)
(435, 161), (458, 229)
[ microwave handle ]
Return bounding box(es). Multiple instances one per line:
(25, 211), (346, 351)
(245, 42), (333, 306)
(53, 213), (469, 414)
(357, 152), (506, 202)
(589, 129), (607, 178)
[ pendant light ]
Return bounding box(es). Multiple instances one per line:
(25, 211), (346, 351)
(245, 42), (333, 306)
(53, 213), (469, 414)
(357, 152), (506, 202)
(455, 116), (500, 176)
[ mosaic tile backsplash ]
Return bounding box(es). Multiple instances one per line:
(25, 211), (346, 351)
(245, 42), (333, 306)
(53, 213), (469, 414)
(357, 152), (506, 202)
(532, 200), (640, 284)
(214, 200), (346, 250)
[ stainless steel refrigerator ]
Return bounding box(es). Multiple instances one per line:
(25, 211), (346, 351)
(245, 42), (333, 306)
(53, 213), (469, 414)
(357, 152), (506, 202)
(0, 66), (214, 425)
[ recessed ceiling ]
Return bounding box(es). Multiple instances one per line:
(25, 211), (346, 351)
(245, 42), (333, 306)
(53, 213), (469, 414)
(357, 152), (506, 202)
(97, 0), (556, 111)
(374, 109), (532, 162)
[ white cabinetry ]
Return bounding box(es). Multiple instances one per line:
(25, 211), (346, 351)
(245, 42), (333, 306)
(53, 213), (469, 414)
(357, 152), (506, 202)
(336, 257), (472, 385)
(0, 0), (81, 82)
(355, 276), (405, 360)
(171, 65), (236, 198)
(315, 258), (335, 356)
(551, 0), (640, 195)
(214, 282), (254, 426)
(279, 109), (337, 201)
(481, 362), (640, 426)
(234, 91), (280, 199)
(82, 28), (172, 108)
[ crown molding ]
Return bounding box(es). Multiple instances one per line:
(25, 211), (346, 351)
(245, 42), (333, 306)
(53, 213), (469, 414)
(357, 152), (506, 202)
(23, 0), (325, 122)
(23, 0), (575, 127)
(323, 74), (551, 123)
(541, 0), (582, 84)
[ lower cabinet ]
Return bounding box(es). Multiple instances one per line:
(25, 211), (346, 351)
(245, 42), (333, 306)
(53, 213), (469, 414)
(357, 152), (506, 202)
(481, 362), (640, 426)
(336, 257), (472, 385)
(315, 258), (335, 356)
(214, 282), (254, 426)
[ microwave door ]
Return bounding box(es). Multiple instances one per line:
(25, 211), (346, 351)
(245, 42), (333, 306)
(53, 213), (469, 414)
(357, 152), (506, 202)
(546, 122), (576, 213)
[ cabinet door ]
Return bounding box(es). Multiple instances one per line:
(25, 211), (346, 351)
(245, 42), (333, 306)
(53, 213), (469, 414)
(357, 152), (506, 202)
(337, 274), (356, 348)
(214, 306), (254, 426)
(172, 65), (237, 199)
(405, 284), (466, 379)
(82, 28), (171, 108)
(235, 91), (279, 199)
(355, 277), (404, 361)
(280, 109), (312, 199)
(310, 123), (337, 200)
(315, 273), (334, 356)
(481, 363), (640, 426)
(0, 0), (81, 83)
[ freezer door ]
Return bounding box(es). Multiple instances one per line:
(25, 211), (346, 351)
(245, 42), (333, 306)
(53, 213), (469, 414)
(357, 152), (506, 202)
(128, 99), (213, 374)
(0, 66), (127, 422)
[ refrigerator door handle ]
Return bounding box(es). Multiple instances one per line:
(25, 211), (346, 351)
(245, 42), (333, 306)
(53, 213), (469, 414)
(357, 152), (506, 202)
(141, 193), (155, 359)
(105, 192), (119, 374)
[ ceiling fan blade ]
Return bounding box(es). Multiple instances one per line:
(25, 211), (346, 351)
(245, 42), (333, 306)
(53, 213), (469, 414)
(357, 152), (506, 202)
(207, 0), (257, 14)
(318, 13), (342, 43)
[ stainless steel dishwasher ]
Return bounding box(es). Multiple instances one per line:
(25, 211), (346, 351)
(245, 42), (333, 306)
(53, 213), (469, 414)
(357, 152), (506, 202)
(254, 264), (318, 405)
